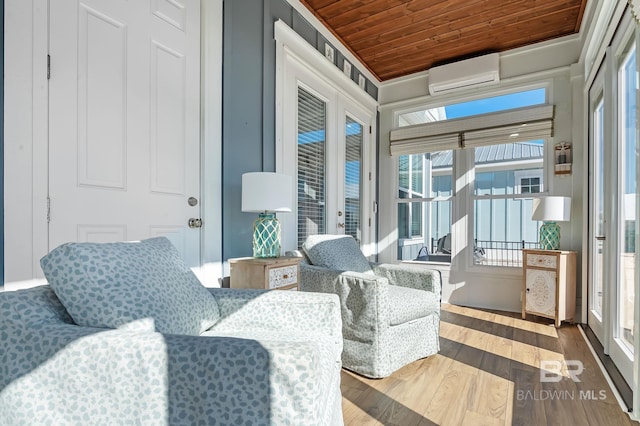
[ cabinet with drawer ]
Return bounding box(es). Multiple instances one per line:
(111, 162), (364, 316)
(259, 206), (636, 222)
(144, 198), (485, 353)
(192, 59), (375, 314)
(229, 256), (300, 291)
(522, 249), (577, 327)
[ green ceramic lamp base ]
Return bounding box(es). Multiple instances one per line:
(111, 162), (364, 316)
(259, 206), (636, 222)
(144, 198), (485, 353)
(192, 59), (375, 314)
(252, 213), (281, 258)
(539, 221), (561, 250)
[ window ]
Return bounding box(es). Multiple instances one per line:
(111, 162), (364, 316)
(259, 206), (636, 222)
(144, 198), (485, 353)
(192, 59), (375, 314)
(519, 177), (541, 194)
(473, 142), (544, 266)
(398, 154), (424, 239)
(397, 151), (453, 261)
(397, 88), (546, 127)
(393, 87), (549, 266)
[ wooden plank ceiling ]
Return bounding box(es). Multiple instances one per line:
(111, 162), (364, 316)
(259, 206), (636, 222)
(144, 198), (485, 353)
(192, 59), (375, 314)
(300, 0), (588, 81)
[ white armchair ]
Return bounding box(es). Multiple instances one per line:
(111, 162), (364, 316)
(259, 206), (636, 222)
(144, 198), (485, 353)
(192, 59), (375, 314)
(294, 235), (441, 378)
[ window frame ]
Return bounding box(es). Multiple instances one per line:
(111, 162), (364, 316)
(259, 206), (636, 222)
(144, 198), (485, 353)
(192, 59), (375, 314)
(397, 151), (455, 256)
(391, 83), (552, 270)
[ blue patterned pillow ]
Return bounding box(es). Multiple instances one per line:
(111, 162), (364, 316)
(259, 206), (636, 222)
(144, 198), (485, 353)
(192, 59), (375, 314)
(40, 237), (220, 336)
(303, 234), (373, 274)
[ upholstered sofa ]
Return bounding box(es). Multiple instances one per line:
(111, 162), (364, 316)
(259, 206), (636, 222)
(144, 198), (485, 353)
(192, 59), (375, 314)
(294, 235), (442, 379)
(0, 237), (344, 425)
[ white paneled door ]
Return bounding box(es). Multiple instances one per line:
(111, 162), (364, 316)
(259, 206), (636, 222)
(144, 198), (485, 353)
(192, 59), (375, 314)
(48, 0), (202, 267)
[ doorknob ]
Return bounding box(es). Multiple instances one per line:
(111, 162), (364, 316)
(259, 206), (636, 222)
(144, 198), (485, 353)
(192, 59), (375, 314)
(338, 211), (343, 217)
(188, 218), (203, 228)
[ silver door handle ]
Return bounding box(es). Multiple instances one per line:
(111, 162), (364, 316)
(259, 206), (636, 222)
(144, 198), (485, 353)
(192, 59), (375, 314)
(595, 236), (605, 241)
(188, 218), (203, 228)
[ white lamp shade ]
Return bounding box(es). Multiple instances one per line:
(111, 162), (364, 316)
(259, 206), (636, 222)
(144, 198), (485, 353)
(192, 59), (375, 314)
(242, 172), (293, 213)
(531, 196), (571, 222)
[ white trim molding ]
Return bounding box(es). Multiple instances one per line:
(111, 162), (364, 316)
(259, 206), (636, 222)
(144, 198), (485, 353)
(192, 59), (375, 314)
(4, 0), (49, 284)
(274, 20), (377, 111)
(199, 0), (224, 286)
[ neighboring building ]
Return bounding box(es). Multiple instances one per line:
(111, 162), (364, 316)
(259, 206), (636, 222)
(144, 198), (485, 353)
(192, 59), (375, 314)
(398, 141), (543, 265)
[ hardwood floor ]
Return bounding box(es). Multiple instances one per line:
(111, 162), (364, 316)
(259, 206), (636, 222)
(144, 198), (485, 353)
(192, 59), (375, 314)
(341, 303), (638, 426)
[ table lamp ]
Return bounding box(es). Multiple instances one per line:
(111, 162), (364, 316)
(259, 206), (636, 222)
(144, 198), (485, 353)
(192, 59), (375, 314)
(242, 172), (292, 258)
(531, 196), (571, 250)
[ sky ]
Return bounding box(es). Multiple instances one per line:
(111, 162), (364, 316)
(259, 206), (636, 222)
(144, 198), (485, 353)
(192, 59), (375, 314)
(444, 88), (546, 119)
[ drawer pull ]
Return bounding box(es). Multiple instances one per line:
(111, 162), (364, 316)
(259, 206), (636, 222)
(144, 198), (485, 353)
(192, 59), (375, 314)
(526, 254), (557, 269)
(268, 265), (298, 289)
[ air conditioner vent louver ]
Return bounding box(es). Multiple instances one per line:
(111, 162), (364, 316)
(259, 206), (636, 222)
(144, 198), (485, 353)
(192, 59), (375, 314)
(428, 53), (500, 95)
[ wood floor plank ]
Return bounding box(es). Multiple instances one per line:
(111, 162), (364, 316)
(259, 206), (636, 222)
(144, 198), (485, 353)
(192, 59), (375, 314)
(504, 381), (515, 425)
(468, 370), (511, 421)
(423, 368), (475, 425)
(341, 304), (638, 426)
(460, 409), (503, 426)
(510, 364), (548, 426)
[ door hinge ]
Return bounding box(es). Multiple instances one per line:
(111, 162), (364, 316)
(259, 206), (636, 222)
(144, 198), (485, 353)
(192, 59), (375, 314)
(369, 125), (372, 134)
(47, 196), (51, 223)
(47, 55), (51, 80)
(368, 172), (372, 181)
(368, 218), (371, 227)
(373, 201), (378, 213)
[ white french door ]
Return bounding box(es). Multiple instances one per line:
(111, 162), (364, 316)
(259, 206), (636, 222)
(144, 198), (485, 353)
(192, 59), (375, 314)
(611, 35), (636, 385)
(48, 0), (202, 267)
(588, 67), (606, 343)
(277, 43), (375, 254)
(586, 14), (637, 388)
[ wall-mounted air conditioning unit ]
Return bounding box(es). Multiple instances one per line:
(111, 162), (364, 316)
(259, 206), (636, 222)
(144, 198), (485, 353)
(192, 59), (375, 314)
(428, 53), (500, 95)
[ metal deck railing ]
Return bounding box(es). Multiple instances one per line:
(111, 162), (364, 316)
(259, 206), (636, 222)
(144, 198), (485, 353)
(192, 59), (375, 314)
(472, 239), (540, 267)
(425, 238), (539, 267)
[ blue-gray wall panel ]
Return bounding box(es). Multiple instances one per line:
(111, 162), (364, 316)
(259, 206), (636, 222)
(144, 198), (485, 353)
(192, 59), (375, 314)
(223, 0), (267, 259)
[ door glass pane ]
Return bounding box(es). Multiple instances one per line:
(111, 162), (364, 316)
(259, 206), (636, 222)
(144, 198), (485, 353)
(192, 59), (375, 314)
(297, 87), (326, 248)
(618, 47), (635, 351)
(345, 117), (363, 243)
(593, 98), (605, 318)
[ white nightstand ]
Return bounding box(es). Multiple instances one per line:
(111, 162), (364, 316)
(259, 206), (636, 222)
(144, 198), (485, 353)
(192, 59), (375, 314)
(228, 256), (300, 290)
